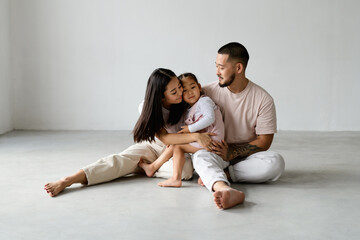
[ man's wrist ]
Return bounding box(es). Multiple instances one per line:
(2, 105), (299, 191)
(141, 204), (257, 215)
(226, 147), (233, 161)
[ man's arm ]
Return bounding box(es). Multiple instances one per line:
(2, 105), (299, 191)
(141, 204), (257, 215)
(211, 134), (274, 161)
(227, 134), (274, 160)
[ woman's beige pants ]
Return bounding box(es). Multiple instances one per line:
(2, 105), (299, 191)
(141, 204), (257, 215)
(82, 139), (194, 185)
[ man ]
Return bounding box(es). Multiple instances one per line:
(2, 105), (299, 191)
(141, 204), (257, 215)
(192, 42), (285, 209)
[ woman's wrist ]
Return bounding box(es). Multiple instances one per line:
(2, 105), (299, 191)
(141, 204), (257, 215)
(194, 132), (201, 142)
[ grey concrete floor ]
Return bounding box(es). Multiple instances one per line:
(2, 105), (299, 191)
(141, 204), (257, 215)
(0, 130), (359, 240)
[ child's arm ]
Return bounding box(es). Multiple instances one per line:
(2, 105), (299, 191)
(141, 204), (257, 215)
(187, 97), (216, 133)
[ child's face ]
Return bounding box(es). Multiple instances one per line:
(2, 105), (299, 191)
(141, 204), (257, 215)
(181, 77), (201, 106)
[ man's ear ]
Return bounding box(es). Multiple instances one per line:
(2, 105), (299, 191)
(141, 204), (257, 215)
(236, 63), (244, 74)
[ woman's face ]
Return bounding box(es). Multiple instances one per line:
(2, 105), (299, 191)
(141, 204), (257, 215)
(181, 77), (201, 106)
(162, 77), (183, 109)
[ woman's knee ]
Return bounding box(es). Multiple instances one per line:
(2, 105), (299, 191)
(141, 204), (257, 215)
(182, 154), (194, 180)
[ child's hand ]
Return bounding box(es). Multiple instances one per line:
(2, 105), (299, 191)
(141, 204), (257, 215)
(178, 126), (190, 134)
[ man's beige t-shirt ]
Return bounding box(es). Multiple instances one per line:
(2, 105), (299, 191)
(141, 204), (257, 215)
(203, 80), (277, 144)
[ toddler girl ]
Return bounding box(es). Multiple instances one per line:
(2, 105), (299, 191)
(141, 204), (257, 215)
(139, 73), (224, 187)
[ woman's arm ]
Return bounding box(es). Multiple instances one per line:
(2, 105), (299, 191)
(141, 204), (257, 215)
(156, 128), (214, 149)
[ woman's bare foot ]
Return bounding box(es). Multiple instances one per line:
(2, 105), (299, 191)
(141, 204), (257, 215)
(44, 178), (71, 197)
(197, 177), (205, 187)
(213, 188), (245, 209)
(158, 178), (182, 187)
(138, 158), (157, 177)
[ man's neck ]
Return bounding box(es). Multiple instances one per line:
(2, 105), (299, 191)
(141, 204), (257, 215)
(227, 76), (249, 94)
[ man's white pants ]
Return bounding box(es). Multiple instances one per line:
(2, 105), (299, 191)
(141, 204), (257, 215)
(192, 150), (285, 191)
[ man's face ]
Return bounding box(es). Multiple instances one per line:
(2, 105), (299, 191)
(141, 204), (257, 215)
(215, 54), (236, 88)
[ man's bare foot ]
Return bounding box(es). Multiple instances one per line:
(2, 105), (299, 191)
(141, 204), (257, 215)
(44, 178), (71, 197)
(158, 178), (182, 187)
(213, 188), (245, 209)
(138, 158), (156, 177)
(197, 177), (205, 187)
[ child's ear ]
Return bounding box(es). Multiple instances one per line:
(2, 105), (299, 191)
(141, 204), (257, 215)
(198, 83), (202, 90)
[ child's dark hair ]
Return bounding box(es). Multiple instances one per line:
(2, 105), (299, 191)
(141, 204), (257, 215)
(178, 72), (204, 95)
(178, 72), (198, 83)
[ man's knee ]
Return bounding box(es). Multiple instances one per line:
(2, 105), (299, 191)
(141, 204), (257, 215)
(230, 151), (285, 183)
(260, 152), (285, 181)
(192, 149), (211, 166)
(192, 149), (229, 172)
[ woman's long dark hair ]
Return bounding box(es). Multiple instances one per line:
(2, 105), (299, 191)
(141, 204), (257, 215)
(133, 68), (186, 143)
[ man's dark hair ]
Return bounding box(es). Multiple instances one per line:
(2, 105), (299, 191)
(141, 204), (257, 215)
(218, 42), (249, 69)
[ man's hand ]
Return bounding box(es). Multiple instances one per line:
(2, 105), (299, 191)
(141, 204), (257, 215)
(178, 126), (190, 134)
(216, 134), (273, 162)
(210, 140), (230, 161)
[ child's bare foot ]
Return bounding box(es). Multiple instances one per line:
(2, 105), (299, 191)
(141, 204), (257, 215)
(44, 178), (70, 197)
(158, 178), (182, 187)
(213, 188), (245, 209)
(138, 158), (156, 177)
(197, 177), (205, 187)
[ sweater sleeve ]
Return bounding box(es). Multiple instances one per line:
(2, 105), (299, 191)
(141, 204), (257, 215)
(138, 100), (144, 115)
(188, 97), (216, 132)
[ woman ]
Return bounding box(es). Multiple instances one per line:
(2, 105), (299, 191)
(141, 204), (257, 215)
(44, 68), (214, 197)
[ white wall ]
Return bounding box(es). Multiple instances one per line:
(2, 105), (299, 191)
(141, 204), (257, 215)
(0, 0), (12, 134)
(10, 0), (360, 131)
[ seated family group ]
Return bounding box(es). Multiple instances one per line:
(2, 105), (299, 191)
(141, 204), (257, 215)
(45, 42), (285, 210)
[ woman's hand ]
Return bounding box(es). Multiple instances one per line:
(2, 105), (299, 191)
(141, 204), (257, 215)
(197, 133), (216, 150)
(178, 126), (190, 134)
(210, 140), (229, 161)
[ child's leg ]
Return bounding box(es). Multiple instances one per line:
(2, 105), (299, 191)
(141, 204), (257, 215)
(158, 144), (199, 187)
(139, 145), (174, 177)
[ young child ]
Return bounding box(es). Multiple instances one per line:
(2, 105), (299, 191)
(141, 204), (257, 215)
(138, 73), (225, 187)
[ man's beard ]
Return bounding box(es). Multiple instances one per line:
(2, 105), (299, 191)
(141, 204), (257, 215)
(218, 73), (235, 88)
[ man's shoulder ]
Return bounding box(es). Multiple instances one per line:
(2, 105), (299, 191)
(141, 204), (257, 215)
(203, 82), (221, 95)
(203, 81), (218, 89)
(249, 81), (274, 100)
